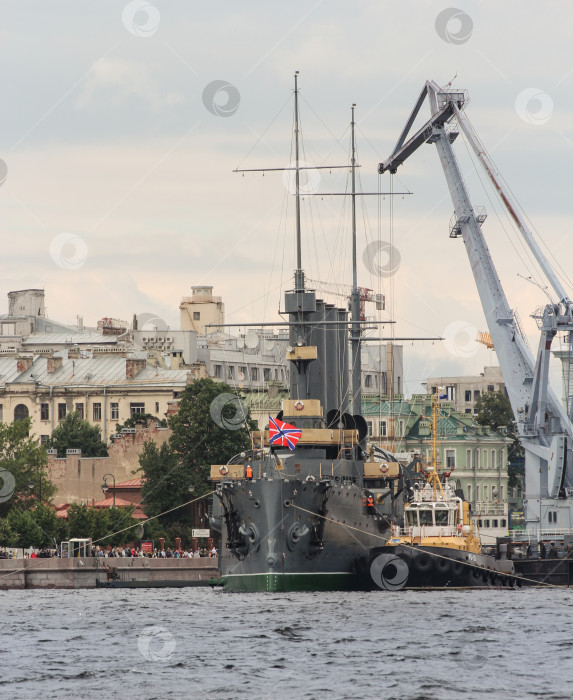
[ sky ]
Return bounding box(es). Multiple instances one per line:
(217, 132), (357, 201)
(1, 0), (572, 397)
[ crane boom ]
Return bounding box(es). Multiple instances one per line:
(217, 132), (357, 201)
(379, 81), (573, 535)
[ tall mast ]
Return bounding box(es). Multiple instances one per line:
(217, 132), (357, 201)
(350, 104), (362, 415)
(294, 71), (304, 292)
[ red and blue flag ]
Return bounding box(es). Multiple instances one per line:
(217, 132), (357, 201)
(268, 416), (302, 451)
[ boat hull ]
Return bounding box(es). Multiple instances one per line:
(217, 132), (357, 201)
(360, 545), (521, 590)
(214, 472), (394, 592)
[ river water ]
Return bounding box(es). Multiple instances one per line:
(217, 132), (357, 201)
(1, 588), (572, 699)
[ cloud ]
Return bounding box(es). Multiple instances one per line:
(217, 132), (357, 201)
(76, 57), (184, 112)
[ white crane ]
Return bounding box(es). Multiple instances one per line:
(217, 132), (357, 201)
(379, 80), (573, 536)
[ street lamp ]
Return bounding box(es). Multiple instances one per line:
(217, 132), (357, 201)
(102, 473), (116, 508)
(27, 473), (42, 504)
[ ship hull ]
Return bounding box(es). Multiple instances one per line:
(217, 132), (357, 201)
(360, 545), (522, 590)
(213, 470), (395, 592)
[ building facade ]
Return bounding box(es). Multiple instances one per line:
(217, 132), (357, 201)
(426, 366), (505, 414)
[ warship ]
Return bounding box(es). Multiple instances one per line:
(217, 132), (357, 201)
(209, 74), (408, 592)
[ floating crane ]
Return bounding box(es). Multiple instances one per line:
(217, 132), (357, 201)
(379, 80), (573, 536)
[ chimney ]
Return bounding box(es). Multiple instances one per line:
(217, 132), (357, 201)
(17, 356), (33, 373)
(126, 357), (146, 379)
(47, 356), (63, 374)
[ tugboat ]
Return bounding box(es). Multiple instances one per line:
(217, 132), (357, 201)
(208, 74), (409, 592)
(362, 396), (522, 589)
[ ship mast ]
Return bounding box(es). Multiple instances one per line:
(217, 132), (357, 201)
(349, 104), (362, 416)
(294, 71), (304, 291)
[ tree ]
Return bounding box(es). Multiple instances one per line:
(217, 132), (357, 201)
(115, 413), (167, 433)
(474, 390), (514, 432)
(48, 411), (108, 458)
(6, 509), (44, 550)
(474, 389), (524, 486)
(67, 502), (137, 546)
(0, 418), (55, 518)
(137, 440), (189, 524)
(168, 379), (255, 495)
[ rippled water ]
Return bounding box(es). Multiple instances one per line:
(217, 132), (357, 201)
(1, 588), (572, 699)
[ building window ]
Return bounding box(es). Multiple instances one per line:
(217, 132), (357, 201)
(40, 435), (49, 446)
(251, 367), (259, 381)
(483, 485), (488, 501)
(130, 402), (145, 417)
(476, 485), (480, 501)
(228, 366), (235, 380)
(0, 404), (3, 421)
(398, 420), (404, 437)
(239, 366), (247, 379)
(466, 449), (472, 469)
(445, 449), (456, 469)
(379, 420), (387, 437)
(475, 451), (480, 470)
(93, 403), (102, 421)
(366, 421), (373, 436)
(193, 312), (200, 320)
(40, 403), (49, 421)
(487, 384), (494, 392)
(483, 450), (487, 468)
(465, 390), (471, 402)
(263, 368), (271, 382)
(58, 403), (66, 420)
(155, 402), (159, 413)
(467, 484), (472, 502)
(110, 403), (119, 421)
(500, 485), (504, 501)
(491, 450), (496, 469)
(474, 390), (480, 400)
(445, 385), (455, 401)
(365, 375), (372, 388)
(213, 364), (222, 378)
(75, 403), (84, 419)
(465, 408), (471, 414)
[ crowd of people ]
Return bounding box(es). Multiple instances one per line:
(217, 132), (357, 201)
(91, 545), (218, 558)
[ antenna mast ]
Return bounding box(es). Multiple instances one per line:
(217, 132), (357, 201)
(349, 104), (362, 415)
(294, 71), (304, 292)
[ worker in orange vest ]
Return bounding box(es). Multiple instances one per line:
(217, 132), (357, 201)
(246, 464), (253, 480)
(367, 495), (374, 513)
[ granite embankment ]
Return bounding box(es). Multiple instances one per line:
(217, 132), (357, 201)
(0, 557), (218, 589)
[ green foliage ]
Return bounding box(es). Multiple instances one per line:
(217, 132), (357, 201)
(115, 413), (167, 433)
(168, 379), (254, 495)
(474, 390), (523, 459)
(6, 509), (44, 549)
(0, 418), (55, 518)
(67, 502), (137, 546)
(137, 440), (188, 524)
(48, 411), (108, 458)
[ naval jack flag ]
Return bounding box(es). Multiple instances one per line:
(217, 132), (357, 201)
(268, 416), (302, 451)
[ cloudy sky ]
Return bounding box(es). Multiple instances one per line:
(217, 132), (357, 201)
(2, 0), (572, 395)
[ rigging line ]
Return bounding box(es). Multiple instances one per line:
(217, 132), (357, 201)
(299, 94), (350, 156)
(464, 111), (573, 292)
(459, 126), (546, 293)
(234, 93), (292, 172)
(290, 503), (556, 587)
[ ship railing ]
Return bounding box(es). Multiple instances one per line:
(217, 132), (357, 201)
(473, 502), (507, 516)
(509, 528), (573, 542)
(393, 525), (460, 538)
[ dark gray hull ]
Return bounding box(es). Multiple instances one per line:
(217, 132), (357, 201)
(212, 455), (399, 591)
